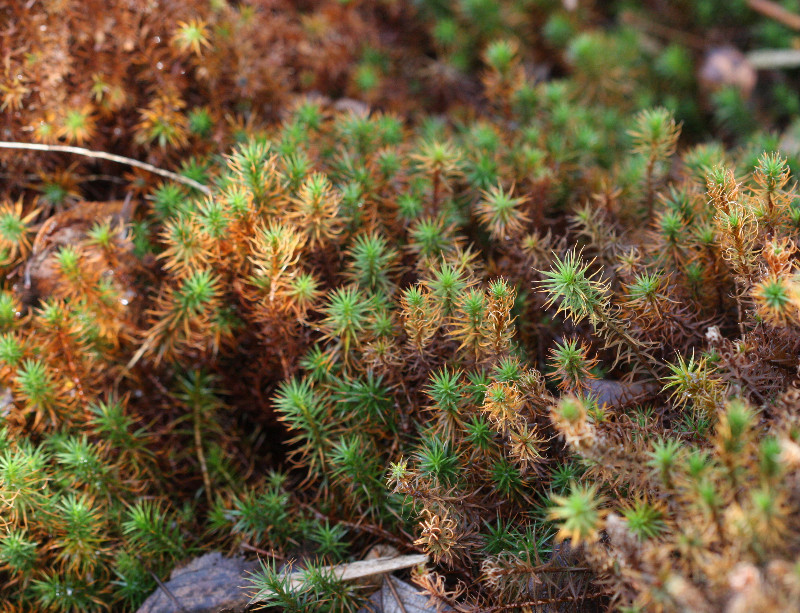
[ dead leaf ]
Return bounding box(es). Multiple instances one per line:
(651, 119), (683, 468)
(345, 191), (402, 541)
(136, 552), (260, 613)
(16, 199), (137, 306)
(699, 47), (757, 99)
(358, 576), (450, 613)
(585, 378), (659, 408)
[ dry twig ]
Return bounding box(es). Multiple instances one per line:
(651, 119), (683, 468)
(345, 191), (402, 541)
(0, 141), (211, 195)
(748, 0), (800, 30)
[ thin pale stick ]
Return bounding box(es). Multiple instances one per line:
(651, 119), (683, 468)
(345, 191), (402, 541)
(748, 0), (800, 30)
(283, 554), (428, 590)
(0, 141), (211, 195)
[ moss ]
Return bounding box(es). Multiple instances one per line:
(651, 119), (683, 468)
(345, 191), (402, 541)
(6, 2), (800, 611)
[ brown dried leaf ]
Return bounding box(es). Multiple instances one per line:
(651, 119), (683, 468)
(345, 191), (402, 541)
(136, 553), (260, 613)
(358, 576), (449, 613)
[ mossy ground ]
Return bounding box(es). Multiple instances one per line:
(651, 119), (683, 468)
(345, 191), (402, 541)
(4, 2), (800, 612)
